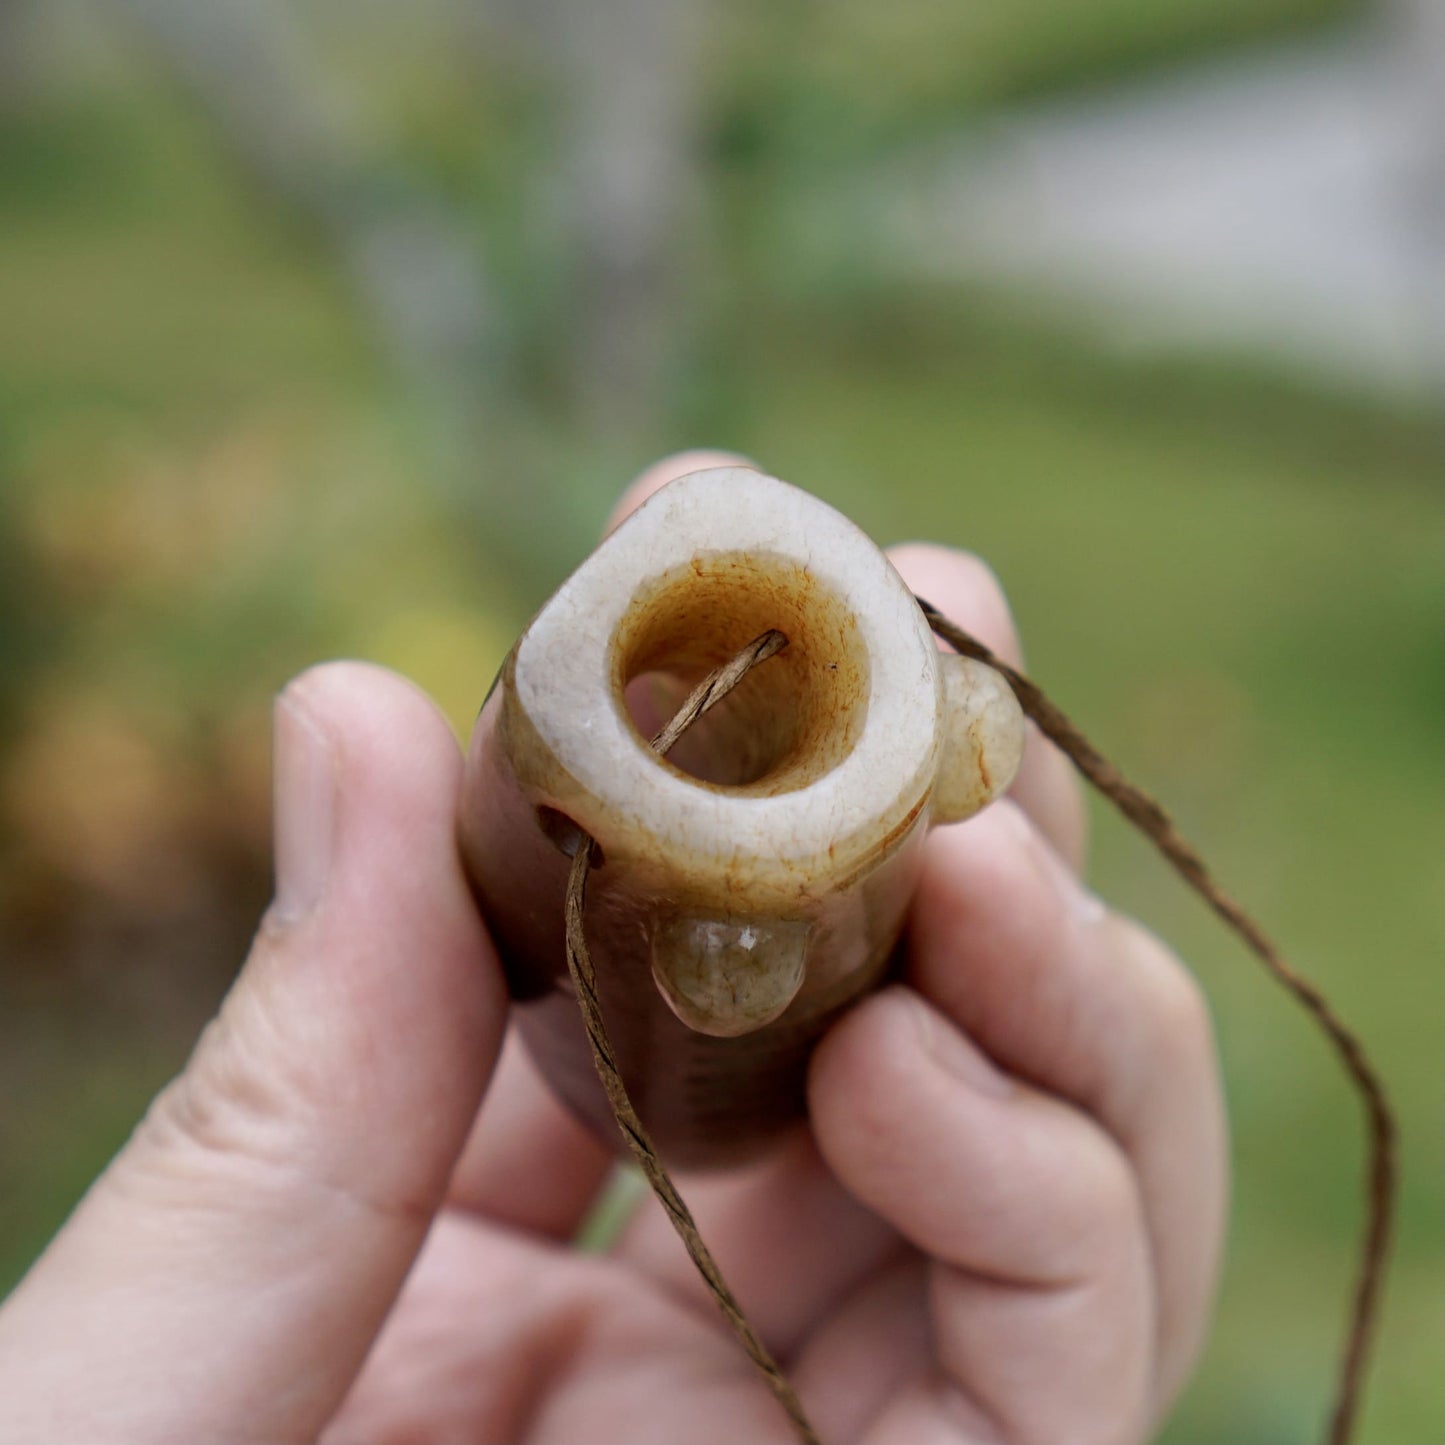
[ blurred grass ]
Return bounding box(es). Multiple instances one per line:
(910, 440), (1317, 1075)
(1, 9), (1440, 1443)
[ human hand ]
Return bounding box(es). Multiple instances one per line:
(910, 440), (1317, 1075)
(0, 453), (1227, 1445)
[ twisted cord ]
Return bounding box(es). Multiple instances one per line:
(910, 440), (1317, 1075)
(558, 600), (1394, 1445)
(562, 629), (819, 1445)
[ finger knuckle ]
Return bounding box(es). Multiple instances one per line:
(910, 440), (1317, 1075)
(1150, 955), (1214, 1056)
(1037, 1130), (1141, 1283)
(1108, 916), (1215, 1058)
(1078, 1137), (1142, 1243)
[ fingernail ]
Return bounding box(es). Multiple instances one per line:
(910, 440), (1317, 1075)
(898, 988), (1013, 1100)
(271, 692), (336, 922)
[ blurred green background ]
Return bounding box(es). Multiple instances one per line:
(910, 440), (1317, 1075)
(0, 3), (1439, 1442)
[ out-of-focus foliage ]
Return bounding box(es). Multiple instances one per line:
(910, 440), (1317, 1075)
(711, 0), (1356, 154)
(0, 4), (1438, 1443)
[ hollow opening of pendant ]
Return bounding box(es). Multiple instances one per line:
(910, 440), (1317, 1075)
(612, 552), (870, 795)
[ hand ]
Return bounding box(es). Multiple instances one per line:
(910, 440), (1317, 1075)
(0, 454), (1227, 1445)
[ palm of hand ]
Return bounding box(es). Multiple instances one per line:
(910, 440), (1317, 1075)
(326, 1070), (944, 1445)
(328, 1130), (968, 1445)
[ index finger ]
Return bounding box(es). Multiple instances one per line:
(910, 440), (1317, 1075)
(604, 448), (758, 533)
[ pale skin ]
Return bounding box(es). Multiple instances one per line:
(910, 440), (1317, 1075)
(0, 452), (1228, 1445)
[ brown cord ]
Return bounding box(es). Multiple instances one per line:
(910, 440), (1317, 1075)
(560, 602), (1395, 1445)
(562, 628), (820, 1445)
(917, 596), (1395, 1445)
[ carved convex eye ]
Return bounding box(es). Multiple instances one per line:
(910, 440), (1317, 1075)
(935, 653), (1026, 824)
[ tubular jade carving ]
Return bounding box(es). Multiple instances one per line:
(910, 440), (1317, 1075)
(459, 467), (1023, 1165)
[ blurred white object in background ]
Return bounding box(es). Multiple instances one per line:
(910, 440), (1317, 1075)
(890, 17), (1443, 402)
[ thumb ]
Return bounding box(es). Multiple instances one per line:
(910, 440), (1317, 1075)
(0, 664), (506, 1443)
